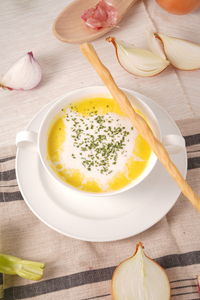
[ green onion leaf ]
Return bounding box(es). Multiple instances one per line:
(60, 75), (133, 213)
(0, 254), (45, 281)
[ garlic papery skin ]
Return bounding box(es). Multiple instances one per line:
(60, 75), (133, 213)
(107, 37), (169, 77)
(112, 242), (170, 300)
(146, 30), (166, 59)
(155, 33), (200, 70)
(0, 52), (42, 90)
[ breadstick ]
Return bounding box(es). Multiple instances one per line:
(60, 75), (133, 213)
(80, 42), (200, 211)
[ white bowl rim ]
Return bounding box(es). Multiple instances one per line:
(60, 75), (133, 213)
(38, 86), (161, 197)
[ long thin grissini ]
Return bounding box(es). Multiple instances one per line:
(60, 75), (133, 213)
(80, 43), (200, 211)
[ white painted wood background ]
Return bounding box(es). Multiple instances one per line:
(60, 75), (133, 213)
(0, 0), (200, 147)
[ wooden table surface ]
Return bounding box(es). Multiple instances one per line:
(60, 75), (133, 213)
(0, 0), (200, 147)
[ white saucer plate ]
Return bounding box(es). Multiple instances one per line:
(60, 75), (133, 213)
(16, 89), (187, 242)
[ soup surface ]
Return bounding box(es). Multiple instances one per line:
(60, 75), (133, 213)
(47, 97), (152, 193)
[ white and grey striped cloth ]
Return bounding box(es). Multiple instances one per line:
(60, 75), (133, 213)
(0, 118), (200, 300)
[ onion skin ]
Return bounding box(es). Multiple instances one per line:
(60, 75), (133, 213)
(106, 37), (169, 77)
(112, 242), (171, 300)
(156, 0), (200, 15)
(146, 30), (167, 59)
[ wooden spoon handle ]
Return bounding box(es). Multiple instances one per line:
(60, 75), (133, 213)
(80, 42), (200, 211)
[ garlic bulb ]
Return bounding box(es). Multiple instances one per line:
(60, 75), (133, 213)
(107, 37), (169, 77)
(112, 242), (170, 300)
(0, 52), (42, 90)
(155, 33), (200, 70)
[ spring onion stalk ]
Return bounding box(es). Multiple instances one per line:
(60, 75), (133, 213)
(0, 254), (45, 281)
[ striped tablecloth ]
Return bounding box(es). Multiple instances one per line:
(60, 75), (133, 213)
(0, 118), (200, 300)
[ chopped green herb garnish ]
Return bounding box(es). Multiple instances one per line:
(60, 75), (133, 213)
(65, 109), (134, 175)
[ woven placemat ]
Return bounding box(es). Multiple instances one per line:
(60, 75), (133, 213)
(0, 118), (200, 300)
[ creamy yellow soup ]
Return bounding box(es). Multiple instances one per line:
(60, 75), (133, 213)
(47, 97), (152, 193)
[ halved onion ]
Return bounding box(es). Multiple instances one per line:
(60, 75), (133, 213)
(155, 33), (200, 70)
(112, 242), (171, 300)
(146, 30), (166, 59)
(0, 52), (42, 90)
(107, 37), (169, 77)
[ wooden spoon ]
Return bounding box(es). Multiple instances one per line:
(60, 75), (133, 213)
(53, 0), (138, 44)
(80, 42), (200, 212)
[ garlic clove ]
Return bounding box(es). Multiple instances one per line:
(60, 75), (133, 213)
(155, 33), (200, 70)
(107, 37), (169, 77)
(112, 242), (171, 300)
(0, 52), (42, 90)
(146, 30), (166, 59)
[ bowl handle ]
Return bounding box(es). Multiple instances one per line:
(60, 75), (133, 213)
(16, 130), (38, 149)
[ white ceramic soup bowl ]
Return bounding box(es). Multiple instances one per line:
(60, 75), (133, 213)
(16, 86), (185, 197)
